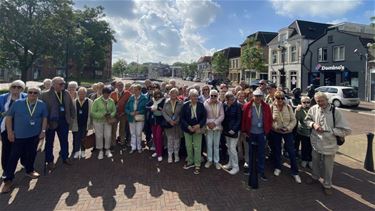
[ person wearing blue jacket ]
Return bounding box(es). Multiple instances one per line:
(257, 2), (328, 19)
(125, 84), (148, 154)
(0, 80), (27, 179)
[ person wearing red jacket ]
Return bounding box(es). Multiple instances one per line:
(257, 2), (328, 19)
(241, 89), (272, 181)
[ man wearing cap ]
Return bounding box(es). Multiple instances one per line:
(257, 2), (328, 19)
(241, 89), (272, 181)
(40, 77), (75, 170)
(1, 86), (48, 193)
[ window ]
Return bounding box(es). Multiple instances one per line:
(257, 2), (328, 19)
(318, 48), (328, 62)
(271, 71), (277, 83)
(281, 49), (287, 64)
(272, 50), (278, 64)
(279, 33), (287, 42)
(327, 87), (338, 93)
(333, 46), (345, 61)
(291, 46), (297, 62)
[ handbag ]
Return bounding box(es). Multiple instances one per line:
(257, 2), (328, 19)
(134, 114), (145, 122)
(104, 100), (117, 124)
(332, 106), (345, 146)
(82, 133), (95, 149)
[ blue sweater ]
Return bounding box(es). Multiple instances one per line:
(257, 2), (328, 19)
(125, 94), (148, 123)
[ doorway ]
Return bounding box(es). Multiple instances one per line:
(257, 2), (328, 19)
(323, 72), (336, 86)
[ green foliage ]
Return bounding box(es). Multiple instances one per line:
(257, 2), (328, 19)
(112, 59), (127, 77)
(212, 51), (229, 74)
(241, 37), (266, 72)
(172, 62), (196, 77)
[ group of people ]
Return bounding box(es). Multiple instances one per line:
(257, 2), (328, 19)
(0, 78), (351, 195)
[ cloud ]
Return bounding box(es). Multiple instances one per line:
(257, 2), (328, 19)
(328, 18), (348, 24)
(269, 0), (362, 18)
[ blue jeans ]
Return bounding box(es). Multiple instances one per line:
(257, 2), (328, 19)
(4, 136), (39, 181)
(248, 133), (266, 174)
(270, 131), (298, 175)
(45, 119), (69, 162)
(72, 127), (87, 153)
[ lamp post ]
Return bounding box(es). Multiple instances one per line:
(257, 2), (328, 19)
(354, 43), (373, 102)
(278, 45), (286, 88)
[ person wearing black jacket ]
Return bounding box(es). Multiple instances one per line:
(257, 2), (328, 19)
(180, 89), (207, 175)
(222, 92), (242, 175)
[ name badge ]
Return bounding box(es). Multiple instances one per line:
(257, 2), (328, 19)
(171, 115), (176, 121)
(30, 120), (36, 126)
(257, 122), (262, 128)
(79, 110), (83, 115)
(60, 106), (65, 112)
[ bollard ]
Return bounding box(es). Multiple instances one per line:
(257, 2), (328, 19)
(248, 142), (258, 189)
(364, 133), (374, 172)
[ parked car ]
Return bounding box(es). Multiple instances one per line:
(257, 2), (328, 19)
(186, 76), (193, 81)
(314, 86), (360, 107)
(193, 77), (201, 82)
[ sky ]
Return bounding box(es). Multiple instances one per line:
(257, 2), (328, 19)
(73, 0), (374, 65)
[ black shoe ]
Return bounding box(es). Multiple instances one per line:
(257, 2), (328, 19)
(243, 168), (250, 175)
(259, 173), (268, 181)
(63, 159), (73, 165)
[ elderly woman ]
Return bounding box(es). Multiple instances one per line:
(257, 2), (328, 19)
(71, 87), (93, 159)
(199, 85), (210, 103)
(180, 89), (207, 175)
(305, 92), (351, 195)
(91, 86), (116, 159)
(162, 88), (183, 163)
(0, 80), (27, 178)
(295, 96), (312, 168)
(270, 91), (301, 183)
(146, 89), (165, 161)
(67, 81), (78, 101)
(244, 88), (253, 102)
(90, 82), (104, 101)
(204, 89), (224, 169)
(43, 78), (52, 91)
(125, 84), (148, 154)
(222, 92), (242, 175)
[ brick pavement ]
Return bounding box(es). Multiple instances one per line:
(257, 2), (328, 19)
(0, 137), (374, 211)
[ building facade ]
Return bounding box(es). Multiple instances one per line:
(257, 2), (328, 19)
(268, 20), (330, 90)
(228, 57), (241, 84)
(303, 22), (375, 100)
(212, 47), (241, 81)
(197, 56), (212, 81)
(240, 31), (277, 85)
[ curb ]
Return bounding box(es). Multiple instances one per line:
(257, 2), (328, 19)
(337, 107), (375, 116)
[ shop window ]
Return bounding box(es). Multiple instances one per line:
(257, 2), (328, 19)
(333, 46), (345, 61)
(318, 48), (328, 62)
(291, 46), (297, 62)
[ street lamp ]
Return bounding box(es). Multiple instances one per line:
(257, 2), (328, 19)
(278, 45), (286, 88)
(354, 42), (373, 102)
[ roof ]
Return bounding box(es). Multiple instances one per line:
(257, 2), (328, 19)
(197, 56), (212, 63)
(241, 31), (278, 46)
(294, 20), (331, 39)
(215, 47), (241, 59)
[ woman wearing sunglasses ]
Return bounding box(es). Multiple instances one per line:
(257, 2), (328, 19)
(0, 80), (27, 179)
(270, 91), (301, 183)
(295, 96), (312, 168)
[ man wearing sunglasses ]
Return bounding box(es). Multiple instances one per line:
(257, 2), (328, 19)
(0, 80), (27, 179)
(258, 80), (268, 96)
(1, 86), (48, 193)
(40, 77), (76, 171)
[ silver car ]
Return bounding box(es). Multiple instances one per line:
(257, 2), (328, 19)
(315, 86), (360, 107)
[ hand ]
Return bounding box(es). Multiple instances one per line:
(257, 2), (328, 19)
(313, 123), (323, 133)
(296, 105), (303, 111)
(229, 130), (235, 135)
(130, 112), (135, 116)
(8, 131), (15, 143)
(39, 131), (45, 140)
(188, 126), (195, 132)
(242, 132), (249, 138)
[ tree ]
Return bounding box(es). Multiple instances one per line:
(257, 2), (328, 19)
(212, 51), (229, 75)
(112, 59), (127, 77)
(241, 37), (266, 72)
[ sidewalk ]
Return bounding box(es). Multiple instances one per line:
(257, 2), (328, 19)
(339, 133), (375, 163)
(358, 101), (375, 111)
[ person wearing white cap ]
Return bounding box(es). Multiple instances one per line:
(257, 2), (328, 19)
(241, 89), (273, 181)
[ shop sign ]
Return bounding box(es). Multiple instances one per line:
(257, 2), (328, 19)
(316, 64), (345, 71)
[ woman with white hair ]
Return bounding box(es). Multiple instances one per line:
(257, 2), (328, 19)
(305, 91), (351, 195)
(180, 89), (207, 175)
(71, 87), (93, 159)
(204, 89), (224, 170)
(295, 96), (312, 168)
(0, 80), (27, 178)
(43, 78), (52, 91)
(67, 81), (78, 101)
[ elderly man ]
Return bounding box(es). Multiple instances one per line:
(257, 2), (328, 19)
(40, 77), (75, 170)
(1, 86), (48, 193)
(258, 80), (268, 96)
(305, 91), (351, 195)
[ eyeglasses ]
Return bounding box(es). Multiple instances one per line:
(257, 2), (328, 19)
(11, 86), (22, 89)
(254, 95), (263, 97)
(28, 91), (38, 95)
(211, 95), (217, 98)
(276, 97), (284, 100)
(302, 101), (311, 104)
(58, 82), (65, 86)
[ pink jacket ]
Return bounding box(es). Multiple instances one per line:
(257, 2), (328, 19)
(204, 99), (224, 131)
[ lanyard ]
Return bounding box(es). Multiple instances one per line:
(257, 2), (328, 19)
(117, 91), (123, 102)
(78, 98), (86, 107)
(26, 99), (38, 118)
(55, 91), (63, 104)
(302, 109), (308, 116)
(253, 103), (261, 118)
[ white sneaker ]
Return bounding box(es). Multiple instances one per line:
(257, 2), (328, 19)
(228, 168), (239, 175)
(73, 152), (80, 159)
(80, 150), (85, 158)
(301, 161), (307, 168)
(129, 149), (135, 154)
(152, 152), (157, 158)
(98, 150), (104, 160)
(243, 162), (248, 168)
(158, 156), (163, 162)
(174, 154), (180, 163)
(105, 150), (113, 158)
(215, 163), (221, 170)
(274, 169), (281, 176)
(168, 154), (173, 163)
(293, 175), (302, 184)
(204, 161), (212, 168)
(222, 163), (232, 170)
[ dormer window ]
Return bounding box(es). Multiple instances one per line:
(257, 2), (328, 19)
(279, 33), (287, 42)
